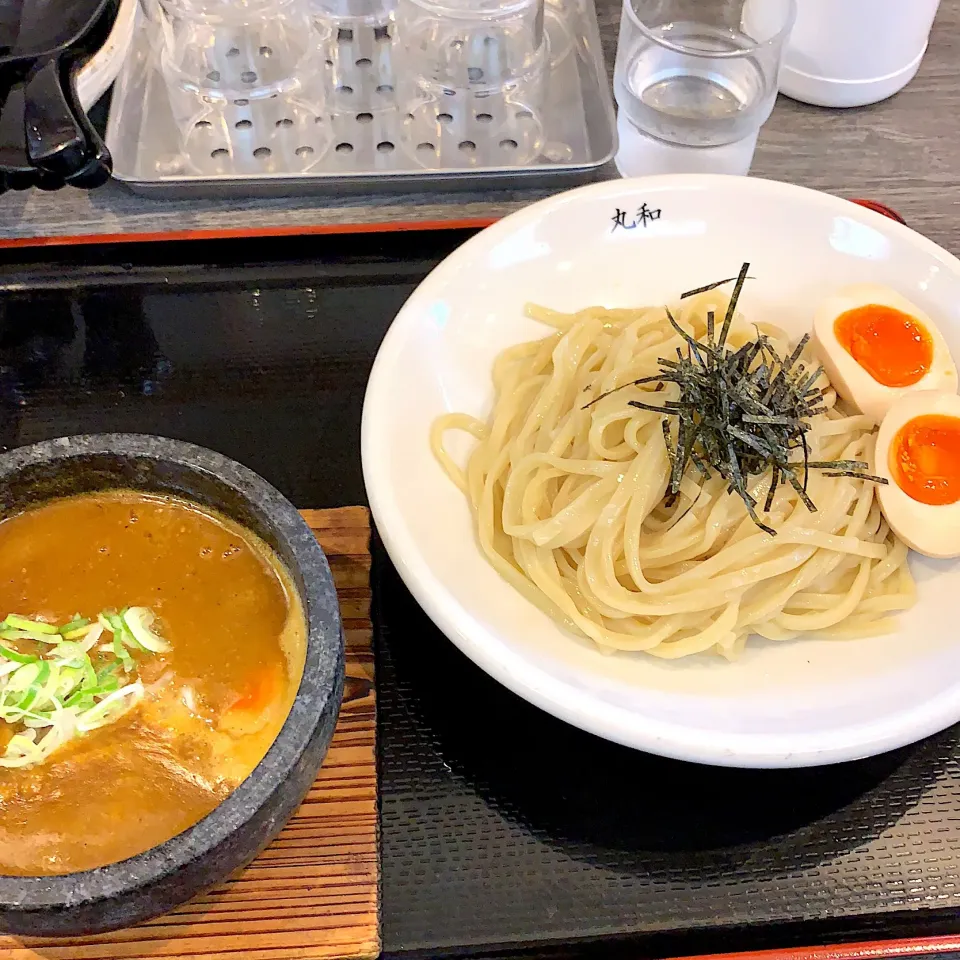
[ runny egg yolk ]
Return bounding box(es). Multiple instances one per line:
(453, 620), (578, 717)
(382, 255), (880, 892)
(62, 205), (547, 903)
(891, 413), (960, 506)
(834, 303), (934, 387)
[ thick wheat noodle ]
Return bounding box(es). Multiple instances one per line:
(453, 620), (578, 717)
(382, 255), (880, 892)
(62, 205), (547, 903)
(430, 291), (917, 660)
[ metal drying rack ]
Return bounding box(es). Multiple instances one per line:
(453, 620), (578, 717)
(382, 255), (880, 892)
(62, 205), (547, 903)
(105, 0), (616, 196)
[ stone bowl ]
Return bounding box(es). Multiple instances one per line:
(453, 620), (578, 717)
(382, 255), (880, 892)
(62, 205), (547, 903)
(0, 434), (345, 937)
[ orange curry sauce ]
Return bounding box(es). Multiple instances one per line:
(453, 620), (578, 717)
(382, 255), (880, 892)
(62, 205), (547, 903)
(0, 492), (304, 875)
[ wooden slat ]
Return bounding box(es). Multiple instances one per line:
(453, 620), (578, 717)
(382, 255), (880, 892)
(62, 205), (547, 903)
(2, 508), (378, 960)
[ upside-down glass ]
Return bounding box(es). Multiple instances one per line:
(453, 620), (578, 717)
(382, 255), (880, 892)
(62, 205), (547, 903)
(311, 0), (395, 25)
(397, 0), (545, 97)
(153, 0), (322, 103)
(394, 0), (547, 167)
(613, 0), (795, 172)
(145, 0), (330, 175)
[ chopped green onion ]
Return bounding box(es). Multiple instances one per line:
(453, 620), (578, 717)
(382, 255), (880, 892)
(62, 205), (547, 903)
(64, 689), (95, 710)
(78, 623), (104, 653)
(0, 644), (38, 665)
(65, 673), (123, 708)
(21, 711), (55, 728)
(12, 661), (51, 715)
(59, 617), (90, 637)
(96, 661), (120, 684)
(104, 612), (144, 653)
(113, 632), (134, 673)
(0, 605), (170, 768)
(0, 627), (57, 644)
(76, 682), (144, 732)
(52, 665), (84, 702)
(122, 608), (171, 654)
(81, 657), (98, 691)
(29, 659), (51, 692)
(0, 733), (42, 768)
(51, 641), (86, 664)
(2, 660), (40, 695)
(4, 615), (58, 636)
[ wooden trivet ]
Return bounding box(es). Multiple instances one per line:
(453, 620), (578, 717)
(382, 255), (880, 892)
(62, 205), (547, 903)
(3, 507), (378, 960)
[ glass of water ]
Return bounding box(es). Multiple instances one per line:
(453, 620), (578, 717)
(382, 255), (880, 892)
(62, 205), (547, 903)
(613, 0), (795, 173)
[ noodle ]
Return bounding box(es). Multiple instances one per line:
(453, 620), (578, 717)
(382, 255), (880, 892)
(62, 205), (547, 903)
(431, 290), (917, 660)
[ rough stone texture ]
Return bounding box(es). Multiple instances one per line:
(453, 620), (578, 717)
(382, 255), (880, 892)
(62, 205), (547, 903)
(0, 434), (345, 937)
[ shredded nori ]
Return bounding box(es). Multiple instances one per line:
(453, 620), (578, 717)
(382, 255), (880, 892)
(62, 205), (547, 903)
(584, 263), (888, 535)
(680, 273), (755, 300)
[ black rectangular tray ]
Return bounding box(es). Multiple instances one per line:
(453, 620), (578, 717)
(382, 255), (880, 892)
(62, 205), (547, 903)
(1, 231), (960, 960)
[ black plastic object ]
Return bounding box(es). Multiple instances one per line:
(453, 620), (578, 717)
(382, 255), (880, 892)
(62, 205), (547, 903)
(0, 0), (117, 192)
(0, 83), (64, 188)
(1, 229), (960, 958)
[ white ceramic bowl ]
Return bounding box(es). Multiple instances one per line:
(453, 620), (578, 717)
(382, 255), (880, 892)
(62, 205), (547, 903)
(362, 175), (960, 768)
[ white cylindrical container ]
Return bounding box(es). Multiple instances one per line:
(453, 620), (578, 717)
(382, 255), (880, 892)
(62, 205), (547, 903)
(779, 0), (941, 108)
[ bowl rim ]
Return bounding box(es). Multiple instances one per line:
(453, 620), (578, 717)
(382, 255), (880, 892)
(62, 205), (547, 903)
(362, 173), (960, 768)
(0, 433), (343, 906)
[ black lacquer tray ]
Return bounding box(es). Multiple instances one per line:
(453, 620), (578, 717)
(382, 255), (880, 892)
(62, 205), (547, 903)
(1, 229), (959, 960)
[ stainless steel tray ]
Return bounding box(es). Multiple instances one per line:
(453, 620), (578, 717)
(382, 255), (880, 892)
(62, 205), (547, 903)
(105, 1), (617, 197)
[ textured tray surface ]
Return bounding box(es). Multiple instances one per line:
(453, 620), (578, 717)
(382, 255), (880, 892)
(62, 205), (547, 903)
(3, 233), (960, 958)
(2, 508), (378, 960)
(105, 0), (615, 195)
(375, 537), (960, 955)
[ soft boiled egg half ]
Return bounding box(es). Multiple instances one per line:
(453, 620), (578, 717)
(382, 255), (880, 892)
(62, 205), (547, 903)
(813, 284), (957, 423)
(874, 390), (960, 559)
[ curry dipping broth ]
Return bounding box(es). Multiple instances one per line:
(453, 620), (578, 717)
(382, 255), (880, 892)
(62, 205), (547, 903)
(0, 491), (307, 876)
